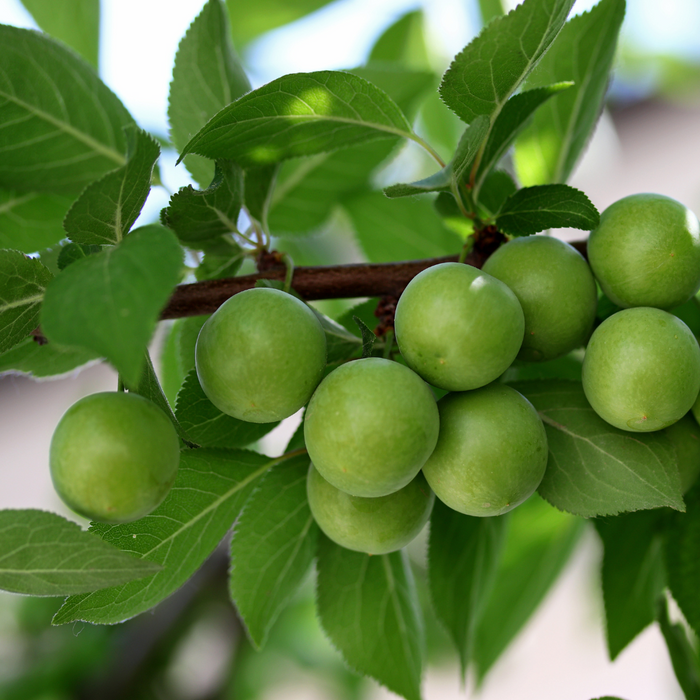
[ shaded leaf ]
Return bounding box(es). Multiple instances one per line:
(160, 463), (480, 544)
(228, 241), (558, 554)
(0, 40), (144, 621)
(244, 164), (279, 225)
(311, 310), (362, 363)
(0, 335), (99, 379)
(353, 315), (377, 358)
(478, 170), (517, 217)
(657, 596), (700, 700)
(56, 243), (102, 270)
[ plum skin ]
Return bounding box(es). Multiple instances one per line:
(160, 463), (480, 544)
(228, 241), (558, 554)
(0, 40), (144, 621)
(587, 193), (700, 310)
(394, 262), (524, 391)
(307, 466), (434, 554)
(582, 307), (700, 432)
(195, 287), (327, 423)
(304, 357), (440, 498)
(421, 383), (548, 517)
(50, 392), (180, 523)
(482, 235), (597, 362)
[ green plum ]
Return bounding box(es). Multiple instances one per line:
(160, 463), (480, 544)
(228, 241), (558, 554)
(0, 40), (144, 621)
(587, 193), (700, 309)
(195, 287), (327, 423)
(50, 392), (180, 523)
(422, 383), (548, 517)
(304, 357), (440, 497)
(582, 307), (700, 432)
(307, 466), (434, 554)
(664, 413), (700, 493)
(482, 235), (597, 362)
(394, 262), (524, 390)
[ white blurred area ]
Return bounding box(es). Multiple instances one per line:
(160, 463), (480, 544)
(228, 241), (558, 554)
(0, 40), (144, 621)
(1, 0), (700, 698)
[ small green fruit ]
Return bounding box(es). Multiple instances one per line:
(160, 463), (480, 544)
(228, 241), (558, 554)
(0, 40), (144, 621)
(304, 357), (440, 498)
(307, 466), (434, 554)
(394, 262), (524, 390)
(195, 287), (327, 423)
(422, 383), (548, 517)
(664, 413), (700, 493)
(482, 235), (597, 362)
(588, 193), (700, 309)
(582, 307), (700, 431)
(50, 392), (180, 523)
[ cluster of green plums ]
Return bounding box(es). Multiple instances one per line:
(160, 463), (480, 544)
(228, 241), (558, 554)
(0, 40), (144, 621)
(48, 192), (700, 549)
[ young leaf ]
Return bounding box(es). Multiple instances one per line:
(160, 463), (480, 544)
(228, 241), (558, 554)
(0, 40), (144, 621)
(175, 370), (279, 449)
(0, 250), (52, 354)
(0, 509), (161, 596)
(316, 535), (424, 700)
(510, 380), (684, 516)
(0, 190), (73, 253)
(515, 0), (626, 186)
(0, 335), (99, 379)
(353, 315), (377, 358)
(595, 510), (667, 660)
(40, 225), (183, 387)
(53, 448), (281, 626)
(177, 71), (415, 168)
(63, 128), (160, 245)
(0, 25), (133, 195)
(495, 184), (599, 236)
(439, 0), (575, 125)
(230, 454), (318, 649)
(57, 243), (102, 270)
(657, 596), (700, 700)
(169, 0), (251, 188)
(428, 500), (508, 674)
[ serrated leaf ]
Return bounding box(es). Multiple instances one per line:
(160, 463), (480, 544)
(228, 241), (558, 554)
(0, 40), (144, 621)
(56, 242), (102, 270)
(0, 190), (73, 253)
(175, 369), (279, 449)
(0, 335), (99, 379)
(428, 500), (508, 674)
(169, 0), (251, 187)
(473, 494), (584, 681)
(353, 315), (377, 358)
(40, 225), (183, 386)
(0, 24), (133, 195)
(161, 161), (244, 249)
(657, 596), (700, 700)
(53, 448), (283, 625)
(495, 184), (599, 235)
(0, 509), (161, 596)
(230, 455), (318, 648)
(20, 0), (100, 69)
(594, 510), (666, 660)
(515, 0), (626, 185)
(439, 0), (575, 125)
(63, 128), (160, 245)
(178, 71), (415, 168)
(512, 380), (685, 516)
(0, 250), (52, 354)
(316, 535), (424, 700)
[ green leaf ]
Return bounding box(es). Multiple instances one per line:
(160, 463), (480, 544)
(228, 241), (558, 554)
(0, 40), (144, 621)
(230, 455), (318, 649)
(56, 243), (102, 270)
(53, 448), (280, 625)
(0, 24), (133, 195)
(0, 190), (73, 253)
(657, 596), (700, 700)
(175, 369), (279, 449)
(161, 161), (244, 248)
(595, 510), (666, 660)
(316, 536), (424, 700)
(0, 335), (98, 378)
(428, 500), (508, 674)
(336, 299), (379, 336)
(478, 0), (505, 26)
(500, 351), (583, 383)
(169, 0), (251, 187)
(311, 310), (362, 363)
(244, 164), (279, 225)
(178, 71), (415, 168)
(439, 0), (575, 125)
(495, 184), (599, 235)
(353, 315), (377, 358)
(63, 128), (160, 245)
(515, 0), (626, 185)
(195, 243), (244, 281)
(0, 509), (161, 596)
(473, 495), (584, 681)
(478, 170), (517, 217)
(0, 250), (52, 354)
(20, 0), (100, 69)
(368, 10), (429, 69)
(40, 225), (183, 386)
(512, 380), (685, 516)
(345, 191), (462, 263)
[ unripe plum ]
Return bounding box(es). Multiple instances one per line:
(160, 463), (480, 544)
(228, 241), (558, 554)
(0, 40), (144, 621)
(482, 235), (597, 362)
(582, 307), (700, 432)
(304, 357), (439, 498)
(587, 193), (700, 309)
(307, 466), (434, 554)
(664, 413), (700, 494)
(422, 383), (548, 517)
(50, 392), (180, 523)
(394, 262), (524, 391)
(195, 287), (327, 423)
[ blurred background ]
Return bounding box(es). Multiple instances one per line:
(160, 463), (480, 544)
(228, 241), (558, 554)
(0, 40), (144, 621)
(0, 0), (699, 697)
